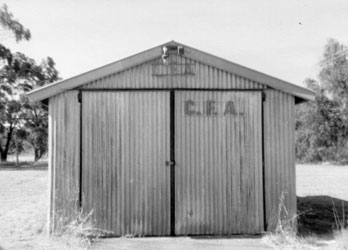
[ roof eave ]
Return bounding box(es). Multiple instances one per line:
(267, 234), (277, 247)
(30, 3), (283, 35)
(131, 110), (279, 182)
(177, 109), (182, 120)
(27, 41), (170, 102)
(27, 40), (315, 103)
(178, 42), (315, 103)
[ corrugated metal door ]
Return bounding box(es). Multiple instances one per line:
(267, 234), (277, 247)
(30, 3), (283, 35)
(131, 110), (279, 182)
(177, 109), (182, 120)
(175, 91), (263, 235)
(82, 91), (170, 236)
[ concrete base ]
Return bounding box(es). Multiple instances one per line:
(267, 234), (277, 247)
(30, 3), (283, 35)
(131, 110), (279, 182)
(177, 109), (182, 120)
(90, 236), (270, 250)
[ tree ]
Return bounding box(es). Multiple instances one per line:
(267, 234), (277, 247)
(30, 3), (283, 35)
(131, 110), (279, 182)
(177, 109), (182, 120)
(320, 39), (348, 101)
(0, 99), (21, 161)
(21, 58), (58, 161)
(21, 99), (48, 161)
(0, 53), (59, 162)
(0, 4), (59, 162)
(295, 39), (348, 164)
(0, 4), (30, 42)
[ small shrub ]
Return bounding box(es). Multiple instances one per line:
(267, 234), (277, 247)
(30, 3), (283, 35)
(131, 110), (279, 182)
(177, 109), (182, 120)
(263, 193), (329, 250)
(54, 210), (97, 246)
(50, 209), (113, 249)
(264, 193), (298, 246)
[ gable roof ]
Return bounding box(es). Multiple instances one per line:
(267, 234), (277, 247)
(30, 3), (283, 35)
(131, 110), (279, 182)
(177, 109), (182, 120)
(27, 41), (315, 103)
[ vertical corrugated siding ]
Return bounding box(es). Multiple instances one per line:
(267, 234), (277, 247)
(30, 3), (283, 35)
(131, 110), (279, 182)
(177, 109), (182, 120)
(174, 91), (263, 235)
(82, 91), (170, 235)
(49, 91), (80, 230)
(48, 56), (298, 235)
(264, 89), (296, 230)
(81, 55), (263, 89)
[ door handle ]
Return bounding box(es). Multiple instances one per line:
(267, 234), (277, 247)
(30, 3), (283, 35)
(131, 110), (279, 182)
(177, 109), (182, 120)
(165, 160), (176, 166)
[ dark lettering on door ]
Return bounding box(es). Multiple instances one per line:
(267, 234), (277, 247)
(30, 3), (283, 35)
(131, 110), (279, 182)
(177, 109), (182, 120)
(184, 100), (244, 116)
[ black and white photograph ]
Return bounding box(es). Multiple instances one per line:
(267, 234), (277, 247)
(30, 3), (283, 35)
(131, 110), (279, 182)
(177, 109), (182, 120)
(0, 1), (347, 249)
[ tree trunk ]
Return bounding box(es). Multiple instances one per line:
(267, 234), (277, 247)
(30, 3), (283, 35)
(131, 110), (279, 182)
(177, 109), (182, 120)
(0, 126), (14, 163)
(0, 151), (7, 162)
(15, 139), (19, 167)
(34, 148), (41, 162)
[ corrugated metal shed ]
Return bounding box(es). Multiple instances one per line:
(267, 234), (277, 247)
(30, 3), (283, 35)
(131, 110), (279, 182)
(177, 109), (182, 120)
(28, 41), (315, 236)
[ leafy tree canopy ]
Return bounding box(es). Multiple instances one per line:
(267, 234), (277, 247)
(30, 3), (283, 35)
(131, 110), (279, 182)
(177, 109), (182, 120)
(319, 39), (348, 101)
(296, 39), (348, 164)
(0, 4), (30, 42)
(0, 4), (59, 162)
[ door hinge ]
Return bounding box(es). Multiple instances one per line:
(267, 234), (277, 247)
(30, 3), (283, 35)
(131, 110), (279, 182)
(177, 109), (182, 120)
(262, 91), (266, 102)
(78, 91), (82, 103)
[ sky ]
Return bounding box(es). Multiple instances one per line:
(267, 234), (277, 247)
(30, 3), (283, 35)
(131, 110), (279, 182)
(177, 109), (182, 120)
(2, 0), (348, 87)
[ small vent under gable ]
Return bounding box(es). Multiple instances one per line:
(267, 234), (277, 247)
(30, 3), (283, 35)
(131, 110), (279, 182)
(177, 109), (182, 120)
(152, 54), (195, 77)
(81, 54), (263, 89)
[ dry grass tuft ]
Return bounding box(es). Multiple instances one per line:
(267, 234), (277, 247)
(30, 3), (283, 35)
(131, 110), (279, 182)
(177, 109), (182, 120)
(330, 229), (348, 250)
(264, 193), (348, 250)
(329, 203), (348, 250)
(48, 206), (114, 249)
(14, 209), (99, 250)
(52, 210), (99, 249)
(263, 193), (331, 250)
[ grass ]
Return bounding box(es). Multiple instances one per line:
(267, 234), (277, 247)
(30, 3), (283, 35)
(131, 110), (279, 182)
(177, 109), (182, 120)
(263, 194), (341, 250)
(264, 219), (348, 250)
(0, 163), (48, 250)
(0, 159), (348, 249)
(48, 209), (105, 250)
(296, 163), (348, 201)
(262, 163), (348, 250)
(0, 158), (101, 250)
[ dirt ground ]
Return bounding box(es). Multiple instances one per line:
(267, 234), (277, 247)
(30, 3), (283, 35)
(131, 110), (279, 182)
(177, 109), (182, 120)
(0, 163), (347, 249)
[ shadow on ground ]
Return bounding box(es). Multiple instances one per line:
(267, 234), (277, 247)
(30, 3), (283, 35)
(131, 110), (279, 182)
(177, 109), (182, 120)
(189, 235), (263, 239)
(297, 195), (348, 237)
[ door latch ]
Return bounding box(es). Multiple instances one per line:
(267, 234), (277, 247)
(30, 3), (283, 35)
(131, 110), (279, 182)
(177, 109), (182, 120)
(165, 160), (176, 166)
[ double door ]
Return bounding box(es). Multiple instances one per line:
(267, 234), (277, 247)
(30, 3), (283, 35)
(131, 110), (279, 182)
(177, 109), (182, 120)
(81, 90), (263, 235)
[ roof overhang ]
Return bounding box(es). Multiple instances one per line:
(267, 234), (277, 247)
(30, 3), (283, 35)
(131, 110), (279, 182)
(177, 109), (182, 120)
(27, 41), (315, 103)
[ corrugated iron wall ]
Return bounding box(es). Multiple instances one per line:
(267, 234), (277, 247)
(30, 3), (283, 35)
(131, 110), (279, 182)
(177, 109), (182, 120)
(81, 91), (170, 235)
(49, 54), (298, 235)
(81, 54), (264, 89)
(175, 91), (263, 235)
(263, 89), (296, 230)
(48, 91), (80, 231)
